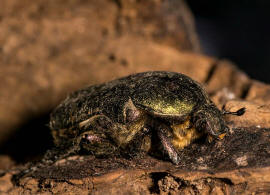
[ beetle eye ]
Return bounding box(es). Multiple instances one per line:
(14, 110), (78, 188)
(195, 119), (206, 132)
(201, 121), (206, 129)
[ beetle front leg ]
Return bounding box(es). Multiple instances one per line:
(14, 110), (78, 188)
(157, 123), (180, 164)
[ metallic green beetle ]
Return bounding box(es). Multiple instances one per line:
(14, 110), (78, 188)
(50, 71), (245, 164)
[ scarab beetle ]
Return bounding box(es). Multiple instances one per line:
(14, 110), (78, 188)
(50, 71), (245, 164)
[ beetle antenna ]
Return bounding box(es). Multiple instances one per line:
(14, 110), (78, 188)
(222, 106), (246, 116)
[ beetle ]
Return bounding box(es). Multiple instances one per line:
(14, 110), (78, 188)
(49, 71), (245, 164)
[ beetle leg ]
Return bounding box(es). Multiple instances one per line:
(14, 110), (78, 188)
(79, 114), (116, 138)
(157, 123), (180, 164)
(79, 114), (137, 146)
(121, 128), (151, 158)
(77, 115), (121, 155)
(79, 114), (110, 129)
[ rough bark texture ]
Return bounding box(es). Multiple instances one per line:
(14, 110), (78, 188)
(1, 0), (270, 194)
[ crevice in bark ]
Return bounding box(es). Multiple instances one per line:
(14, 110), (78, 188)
(149, 172), (169, 193)
(204, 61), (218, 84)
(240, 82), (252, 99)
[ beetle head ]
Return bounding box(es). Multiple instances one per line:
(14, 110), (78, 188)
(192, 105), (229, 140)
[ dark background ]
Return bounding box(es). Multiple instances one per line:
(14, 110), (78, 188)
(186, 0), (270, 83)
